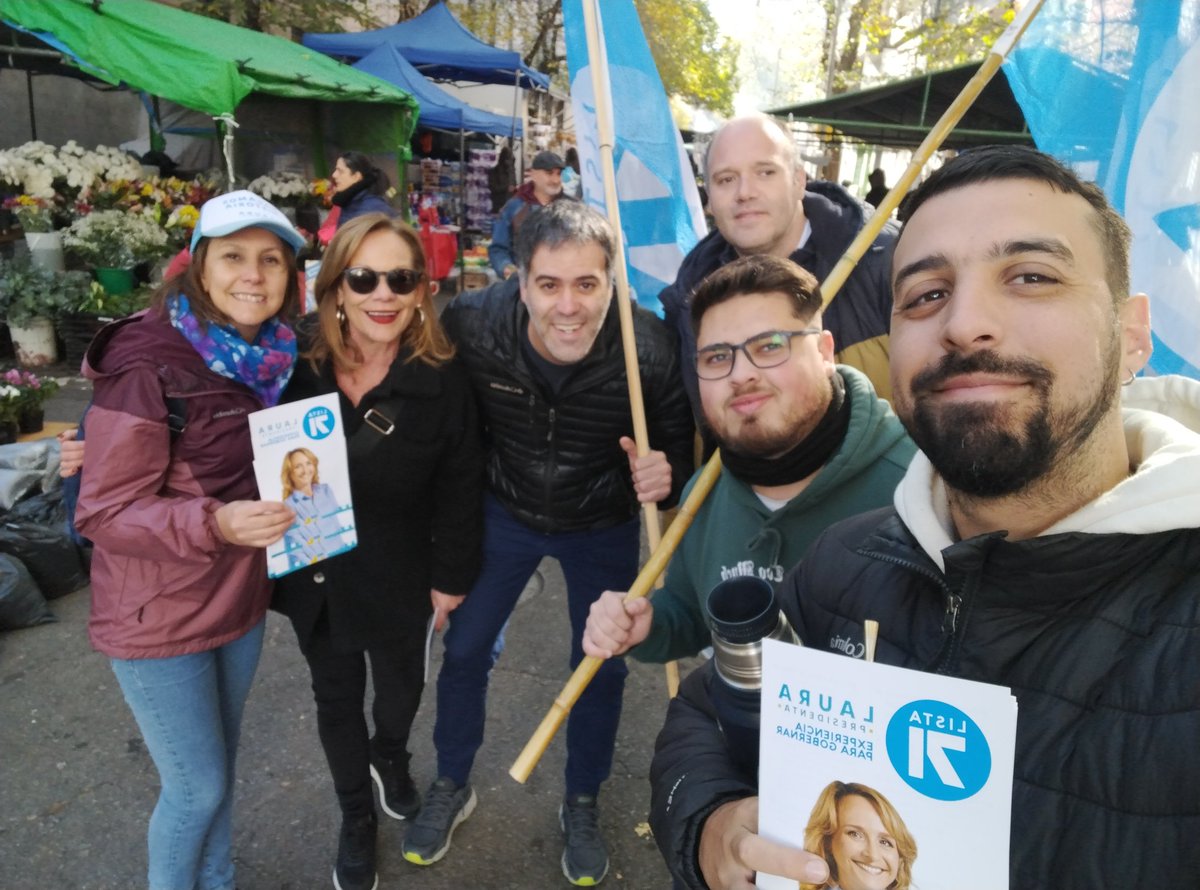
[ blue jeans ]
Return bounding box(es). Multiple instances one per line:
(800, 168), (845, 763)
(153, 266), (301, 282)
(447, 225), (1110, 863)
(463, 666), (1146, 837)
(111, 620), (265, 890)
(435, 496), (637, 797)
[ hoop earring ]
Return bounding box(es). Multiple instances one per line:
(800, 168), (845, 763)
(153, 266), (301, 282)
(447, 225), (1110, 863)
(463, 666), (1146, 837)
(1122, 368), (1136, 386)
(336, 306), (346, 325)
(416, 306), (426, 326)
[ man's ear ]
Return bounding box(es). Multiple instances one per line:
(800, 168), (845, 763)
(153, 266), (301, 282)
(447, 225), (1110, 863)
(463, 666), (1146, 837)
(1120, 293), (1152, 375)
(794, 163), (808, 193)
(817, 328), (836, 364)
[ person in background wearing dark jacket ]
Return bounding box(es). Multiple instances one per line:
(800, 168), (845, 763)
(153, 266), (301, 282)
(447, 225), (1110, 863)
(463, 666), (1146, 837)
(863, 168), (889, 209)
(661, 115), (897, 421)
(320, 152), (396, 243)
(75, 191), (306, 890)
(488, 149), (574, 279)
(272, 214), (484, 890)
(649, 146), (1200, 889)
(582, 255), (913, 665)
(401, 201), (695, 886)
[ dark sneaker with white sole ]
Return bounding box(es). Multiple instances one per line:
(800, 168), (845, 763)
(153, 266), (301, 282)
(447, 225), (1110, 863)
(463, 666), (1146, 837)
(332, 812), (378, 890)
(401, 777), (477, 866)
(369, 751), (420, 820)
(560, 793), (609, 886)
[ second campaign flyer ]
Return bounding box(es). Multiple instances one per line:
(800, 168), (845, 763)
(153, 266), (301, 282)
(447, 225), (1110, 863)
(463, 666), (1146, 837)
(757, 639), (1018, 890)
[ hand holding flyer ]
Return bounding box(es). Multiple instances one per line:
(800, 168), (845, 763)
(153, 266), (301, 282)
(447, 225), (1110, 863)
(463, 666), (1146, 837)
(757, 640), (1017, 890)
(249, 393), (357, 578)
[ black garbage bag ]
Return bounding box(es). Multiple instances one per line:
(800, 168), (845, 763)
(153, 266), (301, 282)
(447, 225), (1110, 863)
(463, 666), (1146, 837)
(5, 487), (68, 528)
(0, 519), (87, 600)
(0, 553), (55, 631)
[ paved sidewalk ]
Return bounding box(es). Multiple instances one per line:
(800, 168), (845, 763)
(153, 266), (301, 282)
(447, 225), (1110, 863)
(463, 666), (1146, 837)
(0, 557), (698, 889)
(1, 367), (698, 889)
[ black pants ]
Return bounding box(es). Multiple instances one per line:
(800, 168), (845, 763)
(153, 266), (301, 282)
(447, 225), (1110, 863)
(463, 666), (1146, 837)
(302, 616), (425, 817)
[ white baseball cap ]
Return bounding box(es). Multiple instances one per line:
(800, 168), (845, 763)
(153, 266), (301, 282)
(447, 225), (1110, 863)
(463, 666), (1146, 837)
(190, 190), (306, 254)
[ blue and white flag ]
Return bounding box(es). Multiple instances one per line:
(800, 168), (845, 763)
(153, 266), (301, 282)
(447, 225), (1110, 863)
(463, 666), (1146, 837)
(562, 0), (707, 317)
(1003, 0), (1200, 378)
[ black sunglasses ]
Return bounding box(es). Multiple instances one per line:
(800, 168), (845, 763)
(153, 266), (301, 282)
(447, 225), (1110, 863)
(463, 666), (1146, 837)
(342, 266), (425, 295)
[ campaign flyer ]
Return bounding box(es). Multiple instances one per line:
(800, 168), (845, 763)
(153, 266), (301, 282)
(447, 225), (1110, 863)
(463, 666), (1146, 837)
(249, 393), (357, 579)
(756, 639), (1017, 890)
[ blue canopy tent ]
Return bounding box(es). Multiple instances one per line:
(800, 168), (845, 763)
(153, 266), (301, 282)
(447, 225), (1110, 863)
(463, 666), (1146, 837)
(353, 43), (520, 138)
(303, 3), (549, 91)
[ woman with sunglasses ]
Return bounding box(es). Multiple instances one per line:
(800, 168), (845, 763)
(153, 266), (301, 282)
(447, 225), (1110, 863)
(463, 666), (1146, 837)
(272, 212), (484, 890)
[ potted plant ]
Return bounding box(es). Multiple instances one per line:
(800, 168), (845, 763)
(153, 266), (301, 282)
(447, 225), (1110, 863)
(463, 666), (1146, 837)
(0, 258), (92, 366)
(2, 196), (68, 271)
(62, 210), (170, 294)
(58, 280), (153, 369)
(1, 368), (59, 434)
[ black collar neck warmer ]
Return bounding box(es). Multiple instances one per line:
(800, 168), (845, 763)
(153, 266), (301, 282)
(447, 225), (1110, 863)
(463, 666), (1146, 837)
(719, 370), (850, 488)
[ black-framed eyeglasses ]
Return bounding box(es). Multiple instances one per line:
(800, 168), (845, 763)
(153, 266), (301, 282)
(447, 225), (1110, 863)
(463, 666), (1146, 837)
(695, 328), (821, 380)
(342, 266), (424, 296)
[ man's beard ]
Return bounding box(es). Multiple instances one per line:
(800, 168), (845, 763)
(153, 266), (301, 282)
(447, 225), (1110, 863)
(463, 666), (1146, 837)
(711, 376), (832, 459)
(900, 347), (1119, 498)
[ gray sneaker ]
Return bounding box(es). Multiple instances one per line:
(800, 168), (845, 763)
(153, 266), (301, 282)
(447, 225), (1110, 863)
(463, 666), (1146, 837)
(401, 777), (477, 866)
(560, 793), (609, 886)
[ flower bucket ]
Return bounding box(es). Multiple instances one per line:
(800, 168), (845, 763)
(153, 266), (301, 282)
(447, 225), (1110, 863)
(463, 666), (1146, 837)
(18, 406), (43, 434)
(24, 232), (65, 272)
(8, 316), (58, 367)
(94, 267), (137, 296)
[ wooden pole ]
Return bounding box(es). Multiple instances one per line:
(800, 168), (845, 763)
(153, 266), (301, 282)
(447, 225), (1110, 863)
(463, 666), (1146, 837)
(511, 453), (722, 783)
(577, 0), (679, 695)
(510, 0), (1048, 785)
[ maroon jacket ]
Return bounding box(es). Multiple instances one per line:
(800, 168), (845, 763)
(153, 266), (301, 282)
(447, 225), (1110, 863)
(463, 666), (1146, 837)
(77, 310), (273, 659)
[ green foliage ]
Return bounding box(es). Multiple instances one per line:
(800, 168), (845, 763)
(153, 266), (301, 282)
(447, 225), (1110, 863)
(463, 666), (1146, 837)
(635, 0), (738, 116)
(828, 0), (1015, 94)
(0, 259), (93, 326)
(447, 0), (738, 116)
(74, 282), (154, 319)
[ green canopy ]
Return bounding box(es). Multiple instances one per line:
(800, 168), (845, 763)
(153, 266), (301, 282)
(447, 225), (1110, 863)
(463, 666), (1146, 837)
(0, 0), (418, 122)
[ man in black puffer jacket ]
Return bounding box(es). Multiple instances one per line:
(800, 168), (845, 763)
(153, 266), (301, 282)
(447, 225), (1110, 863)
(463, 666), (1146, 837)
(403, 201), (694, 887)
(649, 146), (1200, 889)
(661, 114), (898, 422)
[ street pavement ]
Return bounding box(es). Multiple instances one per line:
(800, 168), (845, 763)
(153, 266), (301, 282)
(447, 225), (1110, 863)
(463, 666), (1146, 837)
(0, 371), (702, 889)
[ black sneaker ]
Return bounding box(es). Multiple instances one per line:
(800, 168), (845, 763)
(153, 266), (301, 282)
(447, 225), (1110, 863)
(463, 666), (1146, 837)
(370, 751), (420, 820)
(400, 777), (477, 866)
(560, 793), (609, 886)
(333, 812), (378, 890)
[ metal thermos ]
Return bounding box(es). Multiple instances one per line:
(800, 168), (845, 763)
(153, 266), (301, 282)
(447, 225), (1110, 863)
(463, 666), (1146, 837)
(704, 576), (800, 777)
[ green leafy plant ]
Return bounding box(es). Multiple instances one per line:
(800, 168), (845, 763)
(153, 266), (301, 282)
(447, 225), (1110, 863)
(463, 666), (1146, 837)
(0, 258), (93, 326)
(74, 280), (153, 318)
(63, 209), (169, 269)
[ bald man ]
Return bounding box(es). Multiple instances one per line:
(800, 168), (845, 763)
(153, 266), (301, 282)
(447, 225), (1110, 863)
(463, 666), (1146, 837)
(661, 114), (898, 421)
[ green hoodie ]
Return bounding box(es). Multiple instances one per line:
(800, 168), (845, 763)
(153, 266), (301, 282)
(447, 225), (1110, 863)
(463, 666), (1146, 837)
(634, 366), (915, 663)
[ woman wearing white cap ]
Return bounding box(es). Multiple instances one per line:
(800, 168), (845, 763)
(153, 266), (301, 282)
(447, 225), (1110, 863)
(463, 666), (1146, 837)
(74, 191), (306, 890)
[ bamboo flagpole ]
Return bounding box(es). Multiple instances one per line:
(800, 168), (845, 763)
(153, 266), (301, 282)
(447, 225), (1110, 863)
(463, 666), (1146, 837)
(576, 0), (681, 696)
(510, 0), (1047, 785)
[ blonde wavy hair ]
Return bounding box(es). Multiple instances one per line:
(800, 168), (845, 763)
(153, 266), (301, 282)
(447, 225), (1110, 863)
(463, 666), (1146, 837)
(280, 447), (320, 501)
(305, 213), (454, 372)
(801, 781), (917, 890)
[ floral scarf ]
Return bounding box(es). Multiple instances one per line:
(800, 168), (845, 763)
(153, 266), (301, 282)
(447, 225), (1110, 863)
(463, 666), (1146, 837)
(167, 294), (296, 407)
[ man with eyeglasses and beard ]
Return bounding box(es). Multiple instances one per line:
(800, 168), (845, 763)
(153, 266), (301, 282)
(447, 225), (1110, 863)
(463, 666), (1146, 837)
(401, 200), (694, 887)
(648, 145), (1200, 889)
(582, 253), (914, 667)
